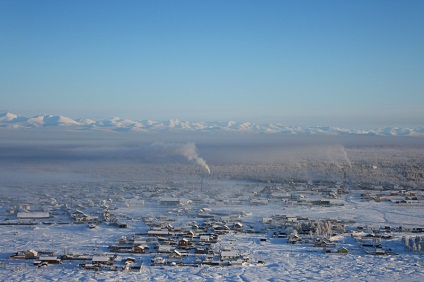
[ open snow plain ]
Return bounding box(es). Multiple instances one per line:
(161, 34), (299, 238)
(0, 131), (423, 281)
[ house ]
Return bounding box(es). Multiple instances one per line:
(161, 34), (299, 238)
(151, 256), (166, 265)
(286, 216), (298, 222)
(262, 218), (273, 224)
(37, 256), (62, 264)
(109, 244), (133, 252)
(250, 199), (268, 205)
(186, 230), (195, 237)
(18, 203), (31, 211)
(178, 238), (190, 247)
(366, 249), (387, 255)
(69, 210), (84, 218)
(147, 230), (170, 237)
(199, 235), (210, 242)
(133, 239), (147, 246)
(169, 250), (183, 258)
(337, 247), (348, 254)
(125, 199), (144, 207)
(74, 213), (93, 222)
(194, 247), (208, 254)
(311, 200), (331, 206)
(233, 222), (243, 230)
(158, 245), (172, 253)
(92, 255), (110, 265)
(125, 257), (136, 263)
(288, 235), (302, 244)
(17, 211), (50, 219)
(159, 198), (181, 206)
(133, 245), (145, 253)
(220, 250), (240, 260)
(9, 250), (38, 259)
(314, 241), (328, 247)
(229, 259), (246, 266)
(314, 238), (334, 248)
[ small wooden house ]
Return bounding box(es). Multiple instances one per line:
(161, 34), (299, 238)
(337, 247), (348, 254)
(133, 245), (145, 253)
(92, 255), (110, 265)
(178, 238), (190, 247)
(38, 256), (62, 264)
(9, 250), (38, 260)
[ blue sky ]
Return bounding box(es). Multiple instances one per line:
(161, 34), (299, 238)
(1, 0), (423, 128)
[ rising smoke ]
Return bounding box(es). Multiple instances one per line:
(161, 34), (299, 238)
(152, 142), (211, 174)
(326, 145), (352, 169)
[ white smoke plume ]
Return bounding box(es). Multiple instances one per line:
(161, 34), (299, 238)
(326, 145), (352, 169)
(152, 142), (211, 174)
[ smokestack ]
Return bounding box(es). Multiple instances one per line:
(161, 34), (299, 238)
(200, 177), (203, 192)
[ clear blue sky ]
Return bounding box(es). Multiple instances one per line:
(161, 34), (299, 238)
(1, 0), (423, 128)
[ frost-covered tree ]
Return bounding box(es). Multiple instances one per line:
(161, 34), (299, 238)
(412, 242), (418, 252)
(409, 238), (415, 251)
(316, 222), (323, 236)
(326, 221), (333, 236)
(404, 236), (410, 250)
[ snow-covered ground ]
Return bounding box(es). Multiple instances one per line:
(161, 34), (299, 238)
(0, 179), (423, 281)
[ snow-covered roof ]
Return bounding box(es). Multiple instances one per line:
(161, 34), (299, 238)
(221, 250), (239, 258)
(92, 256), (109, 262)
(39, 256), (60, 261)
(17, 212), (50, 219)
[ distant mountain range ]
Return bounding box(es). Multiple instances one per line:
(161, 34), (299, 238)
(0, 112), (423, 136)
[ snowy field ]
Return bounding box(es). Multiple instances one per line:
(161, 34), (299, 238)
(0, 179), (423, 282)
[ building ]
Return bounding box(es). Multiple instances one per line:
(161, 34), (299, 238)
(159, 198), (181, 206)
(17, 212), (50, 219)
(9, 250), (38, 259)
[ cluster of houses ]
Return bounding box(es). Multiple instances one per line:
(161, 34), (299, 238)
(9, 250), (62, 266)
(3, 179), (424, 272)
(107, 216), (249, 267)
(360, 189), (422, 204)
(11, 213), (424, 271)
(8, 215), (250, 271)
(259, 214), (423, 256)
(2, 179), (352, 228)
(261, 214), (349, 251)
(9, 250), (140, 271)
(69, 209), (98, 223)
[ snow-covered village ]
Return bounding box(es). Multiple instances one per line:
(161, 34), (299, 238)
(1, 144), (423, 282)
(2, 0), (424, 280)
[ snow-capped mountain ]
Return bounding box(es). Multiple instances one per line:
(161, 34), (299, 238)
(26, 114), (81, 127)
(0, 112), (18, 121)
(0, 112), (422, 136)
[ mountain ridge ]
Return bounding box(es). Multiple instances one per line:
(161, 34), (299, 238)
(0, 112), (423, 136)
